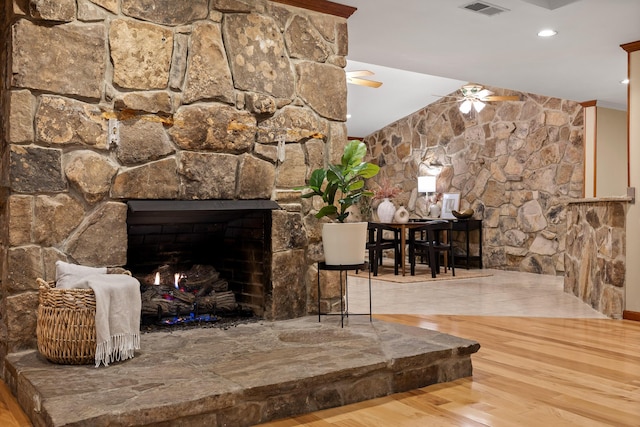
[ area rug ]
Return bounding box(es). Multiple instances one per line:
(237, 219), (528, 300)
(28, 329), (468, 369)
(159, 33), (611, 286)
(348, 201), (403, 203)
(349, 262), (493, 283)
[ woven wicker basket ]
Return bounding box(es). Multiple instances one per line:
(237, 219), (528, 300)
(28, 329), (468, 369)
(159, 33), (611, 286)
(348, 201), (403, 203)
(36, 268), (131, 365)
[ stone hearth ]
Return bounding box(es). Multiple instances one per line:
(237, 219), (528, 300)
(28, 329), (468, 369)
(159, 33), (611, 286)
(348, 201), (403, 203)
(5, 317), (479, 427)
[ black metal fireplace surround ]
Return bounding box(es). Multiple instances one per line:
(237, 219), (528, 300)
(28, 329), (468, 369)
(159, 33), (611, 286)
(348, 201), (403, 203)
(126, 200), (280, 327)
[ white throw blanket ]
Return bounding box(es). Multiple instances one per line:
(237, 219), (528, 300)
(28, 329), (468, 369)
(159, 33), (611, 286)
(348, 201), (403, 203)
(73, 274), (141, 367)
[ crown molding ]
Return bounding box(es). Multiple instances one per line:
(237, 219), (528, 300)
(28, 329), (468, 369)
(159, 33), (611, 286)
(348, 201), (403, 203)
(580, 100), (597, 108)
(269, 0), (357, 18)
(621, 40), (640, 53)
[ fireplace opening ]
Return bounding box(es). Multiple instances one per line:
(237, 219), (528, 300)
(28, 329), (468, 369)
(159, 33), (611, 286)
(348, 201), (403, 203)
(126, 200), (280, 329)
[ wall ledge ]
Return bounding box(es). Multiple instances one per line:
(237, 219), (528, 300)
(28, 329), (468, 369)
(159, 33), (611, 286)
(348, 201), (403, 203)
(565, 196), (632, 204)
(269, 0), (357, 18)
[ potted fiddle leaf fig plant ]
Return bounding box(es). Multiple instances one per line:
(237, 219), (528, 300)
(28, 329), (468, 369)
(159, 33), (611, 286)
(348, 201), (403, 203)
(295, 140), (380, 265)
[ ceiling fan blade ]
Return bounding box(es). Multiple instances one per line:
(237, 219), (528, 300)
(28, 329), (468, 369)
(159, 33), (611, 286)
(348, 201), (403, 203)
(433, 94), (461, 100)
(483, 95), (520, 101)
(476, 89), (492, 99)
(433, 99), (463, 105)
(346, 70), (374, 78)
(347, 77), (382, 88)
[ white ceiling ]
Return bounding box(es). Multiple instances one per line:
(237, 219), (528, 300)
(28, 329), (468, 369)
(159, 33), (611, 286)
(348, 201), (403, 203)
(339, 0), (640, 138)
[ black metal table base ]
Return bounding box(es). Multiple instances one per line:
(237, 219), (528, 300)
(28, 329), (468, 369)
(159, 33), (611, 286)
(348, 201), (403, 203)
(317, 262), (372, 327)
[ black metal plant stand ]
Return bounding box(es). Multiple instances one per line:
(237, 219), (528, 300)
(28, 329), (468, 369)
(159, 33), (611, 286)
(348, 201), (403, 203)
(317, 262), (372, 327)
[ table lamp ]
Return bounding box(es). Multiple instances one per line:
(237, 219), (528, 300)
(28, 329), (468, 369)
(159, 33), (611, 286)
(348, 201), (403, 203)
(418, 175), (436, 195)
(417, 176), (439, 217)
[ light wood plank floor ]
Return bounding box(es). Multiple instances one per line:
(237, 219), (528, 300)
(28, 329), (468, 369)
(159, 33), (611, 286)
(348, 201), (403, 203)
(1, 315), (638, 426)
(257, 315), (640, 427)
(0, 380), (31, 427)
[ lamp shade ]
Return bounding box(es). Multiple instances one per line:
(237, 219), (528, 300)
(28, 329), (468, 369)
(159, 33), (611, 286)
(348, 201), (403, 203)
(417, 175), (436, 193)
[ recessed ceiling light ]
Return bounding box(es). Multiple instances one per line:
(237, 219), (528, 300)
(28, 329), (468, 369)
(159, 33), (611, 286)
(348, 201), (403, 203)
(621, 78), (630, 85)
(346, 114), (352, 119)
(537, 29), (557, 37)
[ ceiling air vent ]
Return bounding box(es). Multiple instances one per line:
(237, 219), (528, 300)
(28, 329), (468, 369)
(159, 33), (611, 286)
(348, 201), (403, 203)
(461, 1), (509, 16)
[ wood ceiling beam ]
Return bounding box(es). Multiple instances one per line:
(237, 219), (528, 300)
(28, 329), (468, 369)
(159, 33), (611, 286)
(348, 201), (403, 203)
(269, 0), (357, 18)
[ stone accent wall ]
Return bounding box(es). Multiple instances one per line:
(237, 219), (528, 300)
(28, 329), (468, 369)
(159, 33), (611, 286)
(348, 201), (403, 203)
(0, 0), (349, 359)
(565, 200), (626, 318)
(364, 89), (584, 275)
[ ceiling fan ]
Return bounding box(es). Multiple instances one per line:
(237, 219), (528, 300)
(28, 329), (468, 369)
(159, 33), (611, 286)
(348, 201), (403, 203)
(346, 70), (383, 88)
(444, 83), (520, 113)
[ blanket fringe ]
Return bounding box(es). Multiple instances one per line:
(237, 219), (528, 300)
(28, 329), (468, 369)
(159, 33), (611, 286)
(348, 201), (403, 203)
(95, 333), (141, 368)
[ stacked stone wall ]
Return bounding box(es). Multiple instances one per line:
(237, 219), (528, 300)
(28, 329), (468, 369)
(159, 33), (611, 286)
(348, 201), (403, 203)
(364, 89), (584, 275)
(0, 0), (348, 358)
(565, 200), (626, 318)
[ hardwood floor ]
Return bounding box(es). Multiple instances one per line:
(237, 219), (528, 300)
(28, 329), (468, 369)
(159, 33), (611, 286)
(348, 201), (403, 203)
(0, 380), (31, 427)
(2, 315), (639, 426)
(257, 315), (640, 427)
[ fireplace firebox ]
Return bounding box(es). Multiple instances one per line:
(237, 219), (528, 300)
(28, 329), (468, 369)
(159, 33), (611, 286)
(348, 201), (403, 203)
(126, 200), (280, 326)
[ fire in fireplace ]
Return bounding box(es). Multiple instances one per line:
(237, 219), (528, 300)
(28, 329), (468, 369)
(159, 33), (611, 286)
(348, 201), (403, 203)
(139, 263), (245, 326)
(126, 200), (280, 327)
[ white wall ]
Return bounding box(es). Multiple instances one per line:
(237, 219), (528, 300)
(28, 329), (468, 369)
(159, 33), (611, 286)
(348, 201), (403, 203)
(596, 107), (628, 197)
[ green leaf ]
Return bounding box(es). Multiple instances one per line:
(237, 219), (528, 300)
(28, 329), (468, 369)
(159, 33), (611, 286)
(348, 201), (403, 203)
(326, 166), (343, 185)
(336, 211), (350, 222)
(341, 140), (367, 169)
(359, 163), (380, 179)
(309, 169), (327, 189)
(323, 182), (338, 205)
(316, 205), (337, 219)
(293, 139), (379, 223)
(346, 180), (364, 192)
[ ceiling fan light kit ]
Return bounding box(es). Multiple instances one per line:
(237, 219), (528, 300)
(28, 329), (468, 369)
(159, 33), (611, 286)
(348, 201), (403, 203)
(460, 84), (485, 97)
(457, 83), (520, 113)
(459, 100), (473, 114)
(473, 100), (486, 112)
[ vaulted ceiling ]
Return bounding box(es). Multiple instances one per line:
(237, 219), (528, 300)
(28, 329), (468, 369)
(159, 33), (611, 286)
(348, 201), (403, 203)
(338, 0), (640, 137)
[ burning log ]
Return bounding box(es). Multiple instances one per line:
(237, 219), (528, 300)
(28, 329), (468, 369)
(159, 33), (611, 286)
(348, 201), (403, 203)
(182, 264), (219, 286)
(196, 296), (216, 312)
(195, 278), (228, 297)
(172, 288), (195, 304)
(141, 288), (172, 316)
(139, 264), (239, 321)
(140, 264), (174, 287)
(214, 291), (237, 311)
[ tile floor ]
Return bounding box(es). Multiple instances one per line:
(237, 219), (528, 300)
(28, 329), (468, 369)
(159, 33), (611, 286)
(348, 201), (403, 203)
(347, 268), (608, 318)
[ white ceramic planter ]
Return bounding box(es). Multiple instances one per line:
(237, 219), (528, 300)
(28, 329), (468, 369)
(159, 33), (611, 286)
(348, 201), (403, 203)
(322, 222), (367, 265)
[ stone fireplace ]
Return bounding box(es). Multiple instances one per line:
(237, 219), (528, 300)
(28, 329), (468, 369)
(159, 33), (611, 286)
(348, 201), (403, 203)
(0, 0), (355, 363)
(126, 199), (279, 322)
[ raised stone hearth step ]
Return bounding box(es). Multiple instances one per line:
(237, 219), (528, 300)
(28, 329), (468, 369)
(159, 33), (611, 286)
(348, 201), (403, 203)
(5, 317), (479, 427)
